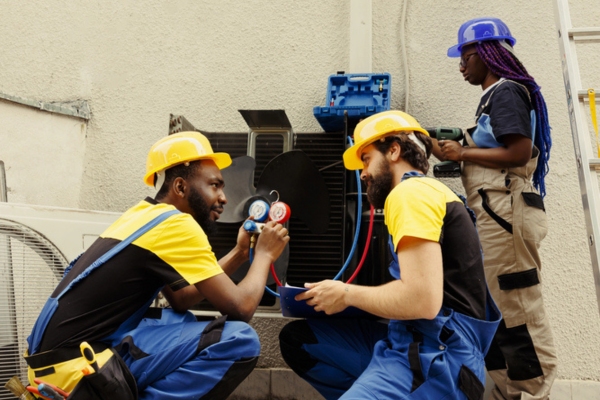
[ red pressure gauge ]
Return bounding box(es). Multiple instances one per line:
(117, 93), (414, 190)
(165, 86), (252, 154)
(268, 202), (291, 224)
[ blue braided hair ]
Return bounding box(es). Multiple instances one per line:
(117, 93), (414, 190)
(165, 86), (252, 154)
(476, 40), (552, 197)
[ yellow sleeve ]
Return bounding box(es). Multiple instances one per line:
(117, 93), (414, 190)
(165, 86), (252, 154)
(147, 214), (224, 285)
(384, 179), (446, 251)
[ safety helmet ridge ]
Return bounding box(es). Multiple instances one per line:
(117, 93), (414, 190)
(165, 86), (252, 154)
(143, 131), (232, 187)
(343, 110), (429, 170)
(447, 17), (516, 57)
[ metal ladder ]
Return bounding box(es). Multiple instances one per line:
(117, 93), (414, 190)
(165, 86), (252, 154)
(554, 0), (600, 314)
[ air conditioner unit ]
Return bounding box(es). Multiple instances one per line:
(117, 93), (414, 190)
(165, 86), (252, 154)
(183, 110), (344, 313)
(0, 202), (119, 399)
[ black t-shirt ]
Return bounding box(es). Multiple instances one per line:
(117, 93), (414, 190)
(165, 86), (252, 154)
(477, 80), (533, 143)
(37, 198), (223, 352)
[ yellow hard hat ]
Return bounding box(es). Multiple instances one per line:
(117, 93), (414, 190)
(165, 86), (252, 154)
(343, 110), (429, 170)
(144, 131), (232, 187)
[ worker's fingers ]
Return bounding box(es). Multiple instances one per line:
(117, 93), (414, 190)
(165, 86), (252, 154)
(295, 289), (313, 301)
(266, 220), (284, 231)
(264, 221), (289, 237)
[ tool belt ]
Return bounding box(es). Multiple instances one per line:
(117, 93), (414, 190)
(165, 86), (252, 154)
(24, 344), (138, 399)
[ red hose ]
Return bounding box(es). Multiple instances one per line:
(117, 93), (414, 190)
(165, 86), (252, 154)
(268, 205), (375, 286)
(251, 241), (283, 287)
(346, 205), (375, 284)
(270, 263), (283, 287)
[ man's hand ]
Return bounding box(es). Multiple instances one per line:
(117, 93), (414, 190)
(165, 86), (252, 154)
(439, 140), (465, 162)
(190, 220), (289, 323)
(233, 219), (253, 261)
(296, 280), (349, 315)
(293, 237), (443, 320)
(254, 221), (289, 263)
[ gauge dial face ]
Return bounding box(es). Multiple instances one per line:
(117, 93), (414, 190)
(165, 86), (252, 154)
(248, 200), (269, 222)
(269, 202), (291, 223)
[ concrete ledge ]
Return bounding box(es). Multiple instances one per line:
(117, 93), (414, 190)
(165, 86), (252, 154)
(230, 369), (600, 400)
(229, 368), (324, 400)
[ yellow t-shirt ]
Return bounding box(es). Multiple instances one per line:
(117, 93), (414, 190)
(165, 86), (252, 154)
(102, 199), (223, 288)
(385, 176), (464, 251)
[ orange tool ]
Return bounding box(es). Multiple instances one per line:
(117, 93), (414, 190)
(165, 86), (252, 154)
(33, 379), (69, 398)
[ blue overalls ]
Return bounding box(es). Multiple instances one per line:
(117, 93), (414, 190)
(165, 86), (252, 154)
(295, 286), (501, 399)
(285, 174), (502, 400)
(25, 210), (260, 400)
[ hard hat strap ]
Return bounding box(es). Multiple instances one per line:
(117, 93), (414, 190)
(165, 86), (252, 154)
(498, 39), (516, 55)
(155, 170), (166, 190)
(384, 132), (426, 154)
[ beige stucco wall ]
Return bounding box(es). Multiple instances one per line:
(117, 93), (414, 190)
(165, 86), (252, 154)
(0, 100), (87, 207)
(0, 0), (599, 385)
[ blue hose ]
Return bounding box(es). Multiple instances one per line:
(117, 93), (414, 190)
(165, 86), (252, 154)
(264, 286), (280, 297)
(249, 246), (282, 297)
(333, 136), (362, 281)
(257, 135), (363, 295)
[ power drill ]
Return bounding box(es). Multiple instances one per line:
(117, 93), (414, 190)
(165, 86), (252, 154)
(425, 127), (464, 178)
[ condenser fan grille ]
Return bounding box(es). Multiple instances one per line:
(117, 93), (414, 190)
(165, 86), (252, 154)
(205, 131), (347, 287)
(0, 218), (67, 399)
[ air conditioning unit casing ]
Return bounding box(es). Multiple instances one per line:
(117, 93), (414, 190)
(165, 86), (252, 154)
(0, 202), (119, 399)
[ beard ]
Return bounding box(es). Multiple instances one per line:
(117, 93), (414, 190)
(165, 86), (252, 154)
(188, 187), (219, 235)
(366, 161), (394, 209)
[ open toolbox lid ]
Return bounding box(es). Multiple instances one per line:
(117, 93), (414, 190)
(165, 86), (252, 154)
(313, 72), (391, 132)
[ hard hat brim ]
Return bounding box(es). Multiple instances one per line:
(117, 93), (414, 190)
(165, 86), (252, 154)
(143, 152), (232, 187)
(447, 44), (463, 58)
(343, 143), (366, 170)
(209, 152), (233, 170)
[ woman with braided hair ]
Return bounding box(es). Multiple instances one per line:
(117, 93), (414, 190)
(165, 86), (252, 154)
(434, 17), (557, 400)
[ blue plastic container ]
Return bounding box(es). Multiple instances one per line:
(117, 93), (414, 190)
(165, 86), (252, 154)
(313, 72), (391, 132)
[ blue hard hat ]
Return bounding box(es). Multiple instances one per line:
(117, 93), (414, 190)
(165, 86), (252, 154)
(447, 17), (517, 57)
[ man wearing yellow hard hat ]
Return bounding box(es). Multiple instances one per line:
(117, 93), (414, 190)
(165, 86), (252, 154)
(26, 131), (289, 399)
(279, 110), (501, 399)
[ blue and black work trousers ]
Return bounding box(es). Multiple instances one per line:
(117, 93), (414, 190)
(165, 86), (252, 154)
(280, 304), (500, 400)
(109, 308), (260, 400)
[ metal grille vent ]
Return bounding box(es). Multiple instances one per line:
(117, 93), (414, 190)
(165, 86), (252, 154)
(205, 132), (347, 288)
(286, 133), (346, 285)
(0, 218), (67, 399)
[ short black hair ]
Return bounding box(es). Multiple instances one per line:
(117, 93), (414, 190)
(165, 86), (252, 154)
(154, 160), (202, 200)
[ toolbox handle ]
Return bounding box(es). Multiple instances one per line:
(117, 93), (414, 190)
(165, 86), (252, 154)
(347, 75), (371, 81)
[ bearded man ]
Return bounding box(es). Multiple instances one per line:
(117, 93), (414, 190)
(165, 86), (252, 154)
(279, 111), (501, 400)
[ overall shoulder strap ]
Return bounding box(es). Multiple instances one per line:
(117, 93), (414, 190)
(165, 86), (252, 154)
(476, 80), (508, 119)
(56, 209), (180, 300)
(505, 79), (532, 102)
(27, 208), (181, 354)
(401, 171), (426, 181)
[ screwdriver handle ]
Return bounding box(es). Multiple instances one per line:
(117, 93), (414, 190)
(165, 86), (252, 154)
(38, 383), (65, 400)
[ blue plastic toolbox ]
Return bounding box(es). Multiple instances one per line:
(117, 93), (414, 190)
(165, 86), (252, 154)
(313, 72), (391, 132)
